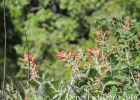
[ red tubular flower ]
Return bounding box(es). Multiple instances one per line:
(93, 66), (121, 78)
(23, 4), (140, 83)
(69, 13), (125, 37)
(136, 39), (140, 47)
(94, 76), (101, 83)
(104, 30), (108, 36)
(24, 52), (28, 58)
(135, 39), (140, 43)
(21, 52), (36, 65)
(23, 52), (33, 61)
(87, 48), (93, 54)
(124, 22), (130, 28)
(87, 48), (99, 57)
(34, 64), (38, 69)
(102, 71), (106, 75)
(29, 55), (33, 60)
(66, 49), (71, 55)
(55, 51), (66, 61)
(20, 58), (27, 64)
(30, 69), (35, 76)
(30, 57), (35, 64)
(109, 52), (114, 55)
(94, 39), (101, 43)
(108, 38), (112, 42)
(55, 51), (63, 57)
(73, 52), (78, 61)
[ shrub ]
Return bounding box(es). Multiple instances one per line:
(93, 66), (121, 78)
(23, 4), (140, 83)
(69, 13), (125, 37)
(1, 13), (140, 100)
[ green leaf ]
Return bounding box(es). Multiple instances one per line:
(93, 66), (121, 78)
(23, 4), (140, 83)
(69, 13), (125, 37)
(134, 64), (140, 70)
(134, 57), (140, 63)
(112, 63), (127, 70)
(102, 81), (117, 92)
(112, 63), (121, 70)
(128, 87), (137, 94)
(121, 64), (128, 69)
(112, 70), (119, 76)
(113, 75), (125, 80)
(89, 90), (99, 96)
(130, 19), (137, 23)
(74, 76), (87, 87)
(51, 79), (61, 90)
(38, 82), (55, 98)
(79, 76), (87, 81)
(58, 92), (67, 100)
(102, 77), (113, 83)
(116, 57), (125, 62)
(78, 81), (87, 87)
(86, 68), (97, 78)
(119, 95), (126, 100)
(108, 86), (117, 96)
(30, 76), (43, 85)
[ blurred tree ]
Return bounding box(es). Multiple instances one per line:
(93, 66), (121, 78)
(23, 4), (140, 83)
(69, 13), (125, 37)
(0, 5), (21, 88)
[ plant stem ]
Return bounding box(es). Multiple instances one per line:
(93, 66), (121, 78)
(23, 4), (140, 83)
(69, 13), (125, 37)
(25, 29), (30, 87)
(66, 75), (74, 100)
(125, 49), (140, 95)
(2, 0), (6, 99)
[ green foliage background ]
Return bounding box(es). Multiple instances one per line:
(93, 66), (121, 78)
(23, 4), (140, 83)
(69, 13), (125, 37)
(0, 0), (140, 87)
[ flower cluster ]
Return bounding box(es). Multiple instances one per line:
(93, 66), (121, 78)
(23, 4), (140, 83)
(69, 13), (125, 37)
(124, 22), (130, 28)
(55, 29), (115, 76)
(94, 29), (112, 45)
(20, 52), (39, 76)
(55, 50), (77, 61)
(55, 49), (79, 71)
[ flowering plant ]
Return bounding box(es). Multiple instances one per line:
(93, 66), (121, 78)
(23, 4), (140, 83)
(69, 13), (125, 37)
(55, 13), (140, 99)
(20, 52), (39, 76)
(3, 13), (140, 100)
